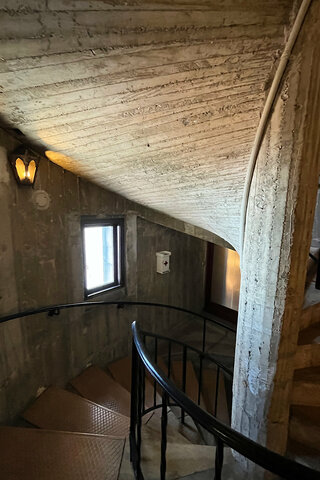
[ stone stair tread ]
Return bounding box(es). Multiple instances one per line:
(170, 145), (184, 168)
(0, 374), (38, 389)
(0, 426), (124, 480)
(169, 406), (205, 445)
(293, 366), (320, 382)
(298, 321), (320, 345)
(291, 405), (320, 422)
(287, 439), (320, 471)
(22, 386), (129, 438)
(300, 304), (320, 331)
(294, 344), (320, 369)
(149, 409), (193, 444)
(120, 439), (215, 480)
(289, 406), (320, 453)
(292, 368), (320, 406)
(70, 365), (131, 417)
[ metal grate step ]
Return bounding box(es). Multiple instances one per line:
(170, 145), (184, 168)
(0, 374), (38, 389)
(107, 357), (132, 393)
(0, 427), (124, 480)
(107, 356), (162, 410)
(70, 365), (131, 417)
(22, 386), (129, 438)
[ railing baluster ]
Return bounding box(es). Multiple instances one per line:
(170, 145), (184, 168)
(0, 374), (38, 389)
(130, 322), (320, 480)
(214, 437), (224, 480)
(181, 345), (187, 424)
(198, 354), (203, 406)
(160, 391), (168, 480)
(130, 340), (138, 465)
(137, 360), (143, 468)
(154, 337), (158, 407)
(214, 366), (220, 418)
(167, 341), (172, 378)
(202, 318), (207, 353)
(316, 253), (320, 290)
(142, 334), (146, 414)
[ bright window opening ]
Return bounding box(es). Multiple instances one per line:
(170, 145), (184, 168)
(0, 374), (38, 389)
(82, 218), (124, 297)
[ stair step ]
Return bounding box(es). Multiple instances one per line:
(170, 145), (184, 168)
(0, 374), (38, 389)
(171, 360), (201, 404)
(170, 361), (205, 444)
(287, 439), (320, 471)
(107, 356), (132, 393)
(201, 368), (230, 425)
(22, 386), (129, 437)
(292, 367), (320, 406)
(70, 365), (131, 417)
(299, 321), (320, 345)
(120, 439), (215, 480)
(295, 344), (320, 369)
(107, 355), (162, 410)
(0, 427), (124, 480)
(289, 406), (320, 453)
(145, 409), (193, 445)
(169, 406), (205, 445)
(177, 447), (243, 479)
(300, 304), (320, 331)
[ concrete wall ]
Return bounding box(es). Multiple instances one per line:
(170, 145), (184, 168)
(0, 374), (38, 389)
(136, 217), (206, 335)
(0, 129), (206, 424)
(137, 217), (206, 309)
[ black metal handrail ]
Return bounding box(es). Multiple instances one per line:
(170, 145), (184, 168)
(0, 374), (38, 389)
(131, 321), (319, 480)
(0, 300), (235, 331)
(142, 330), (233, 377)
(0, 301), (236, 368)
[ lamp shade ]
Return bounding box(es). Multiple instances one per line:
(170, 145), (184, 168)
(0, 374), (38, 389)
(9, 147), (40, 185)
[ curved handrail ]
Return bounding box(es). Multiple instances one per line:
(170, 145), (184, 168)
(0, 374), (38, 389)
(0, 300), (236, 332)
(132, 321), (319, 480)
(142, 329), (233, 377)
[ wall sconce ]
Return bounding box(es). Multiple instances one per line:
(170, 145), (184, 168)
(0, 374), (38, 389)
(9, 147), (40, 186)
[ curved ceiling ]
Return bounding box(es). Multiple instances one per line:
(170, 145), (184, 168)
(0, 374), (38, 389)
(0, 0), (297, 250)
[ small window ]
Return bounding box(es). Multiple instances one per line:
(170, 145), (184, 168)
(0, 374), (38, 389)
(82, 218), (124, 297)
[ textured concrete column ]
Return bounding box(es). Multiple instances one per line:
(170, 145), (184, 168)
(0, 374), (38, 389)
(232, 1), (320, 474)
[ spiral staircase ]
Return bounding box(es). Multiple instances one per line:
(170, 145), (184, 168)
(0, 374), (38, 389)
(287, 302), (320, 466)
(0, 302), (319, 479)
(0, 360), (231, 480)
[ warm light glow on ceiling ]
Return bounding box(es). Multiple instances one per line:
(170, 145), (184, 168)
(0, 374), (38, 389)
(45, 150), (74, 168)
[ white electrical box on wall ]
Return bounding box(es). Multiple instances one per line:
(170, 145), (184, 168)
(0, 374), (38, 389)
(156, 251), (171, 274)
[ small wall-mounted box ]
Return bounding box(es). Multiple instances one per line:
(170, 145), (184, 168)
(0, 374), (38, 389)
(156, 251), (171, 274)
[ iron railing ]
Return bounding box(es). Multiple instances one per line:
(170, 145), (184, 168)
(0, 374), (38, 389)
(0, 302), (318, 479)
(131, 321), (319, 480)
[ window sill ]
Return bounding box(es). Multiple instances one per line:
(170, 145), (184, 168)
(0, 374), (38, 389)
(84, 284), (126, 302)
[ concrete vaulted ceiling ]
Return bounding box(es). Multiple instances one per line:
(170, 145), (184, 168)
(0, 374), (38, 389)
(0, 0), (298, 250)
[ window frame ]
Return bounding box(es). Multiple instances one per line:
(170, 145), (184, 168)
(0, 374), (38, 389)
(204, 242), (238, 325)
(81, 217), (125, 298)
